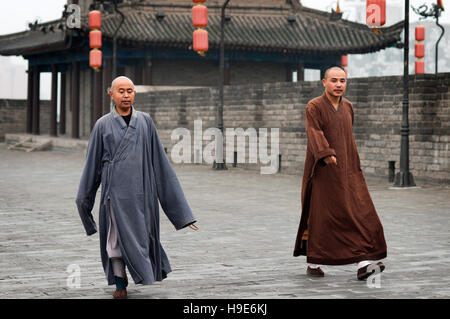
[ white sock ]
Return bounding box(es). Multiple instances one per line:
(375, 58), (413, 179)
(308, 263), (320, 269)
(357, 260), (371, 269)
(111, 258), (126, 278)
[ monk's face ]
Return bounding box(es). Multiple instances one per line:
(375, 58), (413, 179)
(109, 78), (136, 111)
(322, 69), (347, 98)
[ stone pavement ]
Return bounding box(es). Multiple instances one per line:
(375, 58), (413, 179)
(0, 143), (449, 299)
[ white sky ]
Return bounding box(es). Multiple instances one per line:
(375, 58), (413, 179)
(1, 0), (448, 36)
(0, 0), (448, 98)
(300, 0), (450, 24)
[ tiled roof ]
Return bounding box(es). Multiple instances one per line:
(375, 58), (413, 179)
(98, 8), (403, 55)
(0, 26), (67, 56)
(0, 4), (403, 56)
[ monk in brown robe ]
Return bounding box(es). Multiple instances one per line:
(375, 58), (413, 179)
(293, 66), (387, 280)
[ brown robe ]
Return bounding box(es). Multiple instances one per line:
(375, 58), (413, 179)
(293, 93), (387, 265)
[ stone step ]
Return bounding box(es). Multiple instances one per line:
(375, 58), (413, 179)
(8, 139), (52, 152)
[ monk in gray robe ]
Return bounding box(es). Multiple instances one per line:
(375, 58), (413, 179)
(293, 67), (387, 280)
(76, 76), (198, 299)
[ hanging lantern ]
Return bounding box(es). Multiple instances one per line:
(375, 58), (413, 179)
(89, 10), (102, 29)
(192, 0), (208, 56)
(437, 0), (444, 10)
(193, 29), (208, 56)
(89, 30), (102, 49)
(90, 49), (102, 71)
(192, 5), (208, 28)
(89, 10), (102, 72)
(341, 55), (348, 67)
(414, 26), (425, 74)
(415, 25), (425, 42)
(366, 0), (386, 34)
(415, 60), (425, 74)
(415, 43), (425, 59)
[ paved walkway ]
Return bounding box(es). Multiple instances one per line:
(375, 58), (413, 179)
(0, 143), (449, 299)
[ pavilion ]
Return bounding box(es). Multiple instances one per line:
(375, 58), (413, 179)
(0, 0), (404, 139)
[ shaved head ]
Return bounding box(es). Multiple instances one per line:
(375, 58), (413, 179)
(323, 66), (346, 80)
(110, 76), (135, 92)
(322, 66), (347, 101)
(109, 76), (136, 115)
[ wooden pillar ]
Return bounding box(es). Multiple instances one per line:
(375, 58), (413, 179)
(71, 61), (80, 139)
(320, 68), (326, 80)
(285, 64), (293, 82)
(103, 58), (113, 114)
(143, 57), (152, 85)
(59, 72), (66, 135)
(116, 66), (125, 77)
(50, 65), (58, 136)
(93, 68), (103, 123)
(26, 65), (33, 134)
(134, 64), (143, 85)
(32, 66), (40, 135)
(297, 63), (305, 82)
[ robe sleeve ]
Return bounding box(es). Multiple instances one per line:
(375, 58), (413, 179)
(148, 117), (197, 230)
(75, 121), (103, 236)
(305, 103), (336, 169)
(349, 101), (354, 126)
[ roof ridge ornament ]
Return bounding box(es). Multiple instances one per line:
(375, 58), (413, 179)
(330, 0), (342, 21)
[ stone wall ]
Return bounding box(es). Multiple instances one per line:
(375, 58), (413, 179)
(134, 73), (450, 183)
(0, 99), (51, 142)
(1, 73), (448, 183)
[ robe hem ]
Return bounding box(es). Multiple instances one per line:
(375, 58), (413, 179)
(306, 251), (387, 265)
(106, 271), (171, 286)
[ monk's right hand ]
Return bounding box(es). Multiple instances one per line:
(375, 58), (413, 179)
(324, 155), (337, 166)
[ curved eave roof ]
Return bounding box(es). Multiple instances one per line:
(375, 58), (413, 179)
(99, 10), (403, 55)
(0, 6), (403, 56)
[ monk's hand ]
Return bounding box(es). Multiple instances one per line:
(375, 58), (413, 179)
(324, 155), (337, 166)
(189, 224), (199, 231)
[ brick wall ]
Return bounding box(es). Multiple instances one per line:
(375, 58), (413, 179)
(0, 99), (51, 142)
(134, 73), (450, 183)
(150, 59), (286, 86)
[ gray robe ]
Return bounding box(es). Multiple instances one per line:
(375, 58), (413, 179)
(76, 106), (196, 285)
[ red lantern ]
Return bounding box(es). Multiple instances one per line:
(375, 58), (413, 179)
(89, 10), (102, 71)
(89, 30), (102, 49)
(415, 26), (425, 41)
(90, 49), (102, 71)
(415, 60), (425, 74)
(437, 0), (444, 10)
(341, 55), (348, 67)
(89, 10), (101, 29)
(192, 5), (208, 28)
(366, 0), (386, 27)
(193, 29), (208, 54)
(415, 43), (425, 59)
(192, 0), (206, 3)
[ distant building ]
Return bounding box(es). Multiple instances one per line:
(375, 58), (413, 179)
(0, 0), (403, 139)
